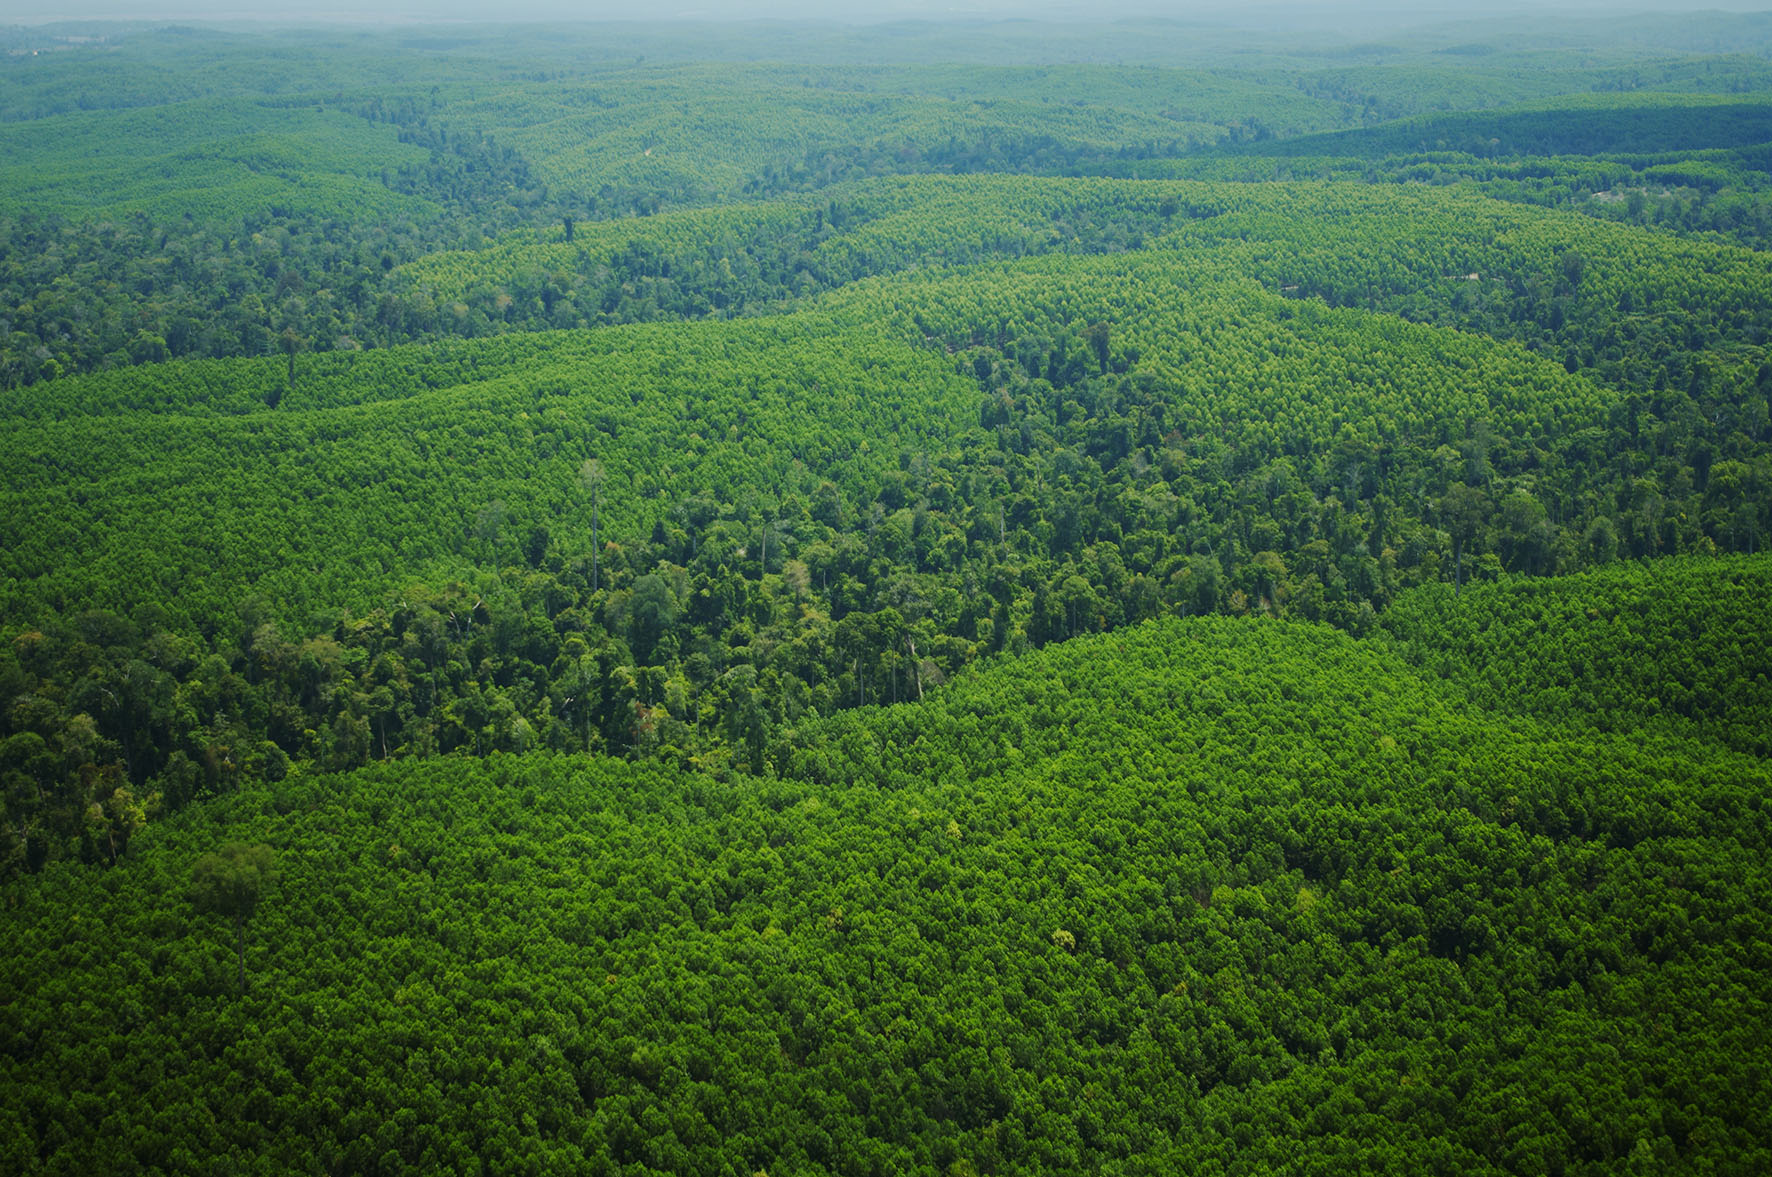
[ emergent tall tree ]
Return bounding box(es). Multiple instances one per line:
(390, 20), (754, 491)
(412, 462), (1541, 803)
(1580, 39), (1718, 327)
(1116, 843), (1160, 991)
(192, 842), (277, 993)
(581, 457), (605, 593)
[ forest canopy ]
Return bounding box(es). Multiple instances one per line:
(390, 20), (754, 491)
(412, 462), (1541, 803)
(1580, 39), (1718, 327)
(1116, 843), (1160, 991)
(2, 12), (1770, 1176)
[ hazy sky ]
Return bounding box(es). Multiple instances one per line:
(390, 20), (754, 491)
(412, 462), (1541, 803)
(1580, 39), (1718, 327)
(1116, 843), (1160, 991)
(7, 1), (1768, 28)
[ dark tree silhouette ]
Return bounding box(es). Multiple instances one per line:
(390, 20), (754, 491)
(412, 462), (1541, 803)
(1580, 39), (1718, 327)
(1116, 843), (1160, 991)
(191, 843), (277, 993)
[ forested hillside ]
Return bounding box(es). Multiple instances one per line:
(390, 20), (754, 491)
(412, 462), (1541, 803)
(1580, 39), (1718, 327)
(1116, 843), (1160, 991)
(5, 613), (1767, 1174)
(2, 12), (1770, 1175)
(1382, 556), (1772, 755)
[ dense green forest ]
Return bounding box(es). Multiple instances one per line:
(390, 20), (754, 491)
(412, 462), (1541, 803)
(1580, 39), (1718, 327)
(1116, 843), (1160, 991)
(6, 611), (1769, 1174)
(2, 11), (1770, 1175)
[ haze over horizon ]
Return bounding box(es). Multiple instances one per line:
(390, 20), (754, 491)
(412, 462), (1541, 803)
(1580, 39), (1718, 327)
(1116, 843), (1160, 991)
(7, 0), (1770, 32)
